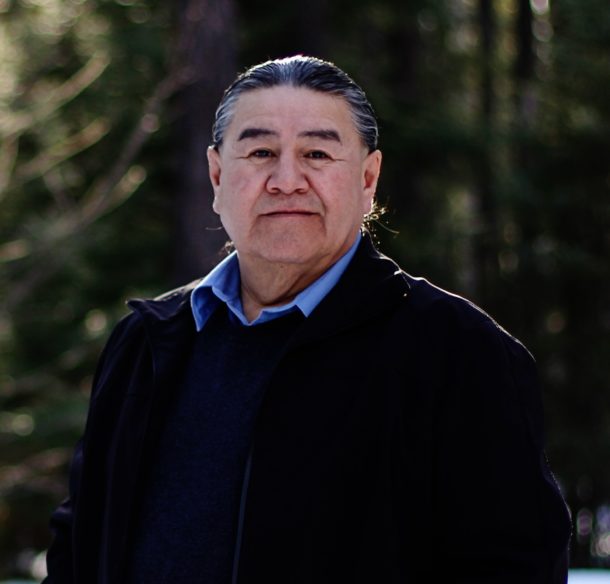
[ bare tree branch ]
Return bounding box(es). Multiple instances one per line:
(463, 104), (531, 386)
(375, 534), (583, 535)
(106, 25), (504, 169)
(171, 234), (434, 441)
(3, 0), (228, 308)
(0, 52), (111, 140)
(4, 55), (192, 309)
(0, 53), (111, 203)
(6, 120), (110, 193)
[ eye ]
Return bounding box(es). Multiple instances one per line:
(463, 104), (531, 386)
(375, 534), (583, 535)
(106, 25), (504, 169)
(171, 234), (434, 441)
(305, 150), (330, 160)
(249, 149), (274, 158)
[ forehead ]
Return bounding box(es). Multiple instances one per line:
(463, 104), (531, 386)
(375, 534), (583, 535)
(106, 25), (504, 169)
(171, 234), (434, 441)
(225, 86), (360, 144)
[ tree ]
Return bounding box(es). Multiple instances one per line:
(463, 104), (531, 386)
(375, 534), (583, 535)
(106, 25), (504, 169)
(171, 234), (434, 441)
(171, 0), (237, 283)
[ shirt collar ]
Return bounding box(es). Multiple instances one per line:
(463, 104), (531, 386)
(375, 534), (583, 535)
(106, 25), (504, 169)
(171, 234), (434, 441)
(190, 234), (361, 330)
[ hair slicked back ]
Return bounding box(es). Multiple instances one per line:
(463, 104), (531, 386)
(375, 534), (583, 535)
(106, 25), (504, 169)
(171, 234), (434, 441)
(211, 55), (379, 153)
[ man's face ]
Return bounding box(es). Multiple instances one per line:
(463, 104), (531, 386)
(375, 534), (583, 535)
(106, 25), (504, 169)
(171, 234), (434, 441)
(207, 86), (382, 273)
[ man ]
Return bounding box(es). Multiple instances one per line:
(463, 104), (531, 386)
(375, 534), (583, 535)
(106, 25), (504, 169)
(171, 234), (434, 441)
(44, 56), (571, 583)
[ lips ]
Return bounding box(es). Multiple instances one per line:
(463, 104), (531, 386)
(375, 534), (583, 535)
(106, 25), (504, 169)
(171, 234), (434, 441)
(262, 210), (317, 216)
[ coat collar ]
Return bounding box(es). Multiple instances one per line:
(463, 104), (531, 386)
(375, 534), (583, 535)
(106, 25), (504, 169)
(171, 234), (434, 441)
(286, 233), (411, 348)
(126, 232), (410, 349)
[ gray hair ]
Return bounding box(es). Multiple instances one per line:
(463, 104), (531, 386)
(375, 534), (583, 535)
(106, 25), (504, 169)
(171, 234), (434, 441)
(211, 55), (379, 153)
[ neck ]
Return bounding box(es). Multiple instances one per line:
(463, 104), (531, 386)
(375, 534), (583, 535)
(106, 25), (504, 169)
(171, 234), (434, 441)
(238, 257), (329, 323)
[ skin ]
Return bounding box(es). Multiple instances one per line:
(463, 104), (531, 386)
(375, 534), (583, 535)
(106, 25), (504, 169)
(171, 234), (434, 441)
(207, 85), (382, 322)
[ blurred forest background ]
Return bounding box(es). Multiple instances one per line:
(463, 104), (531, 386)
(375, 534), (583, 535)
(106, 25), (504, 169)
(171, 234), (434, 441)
(0, 0), (609, 580)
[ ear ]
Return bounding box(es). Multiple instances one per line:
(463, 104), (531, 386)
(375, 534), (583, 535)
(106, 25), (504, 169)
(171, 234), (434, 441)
(207, 146), (222, 213)
(361, 149), (382, 215)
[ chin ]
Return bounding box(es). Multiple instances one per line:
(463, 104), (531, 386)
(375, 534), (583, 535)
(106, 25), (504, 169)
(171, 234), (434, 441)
(248, 232), (325, 264)
(249, 240), (327, 265)
(256, 249), (319, 266)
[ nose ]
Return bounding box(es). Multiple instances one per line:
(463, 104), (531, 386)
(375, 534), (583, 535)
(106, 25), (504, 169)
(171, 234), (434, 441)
(265, 154), (309, 194)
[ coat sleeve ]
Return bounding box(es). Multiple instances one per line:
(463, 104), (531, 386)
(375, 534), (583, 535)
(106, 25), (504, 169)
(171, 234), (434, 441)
(42, 314), (141, 583)
(430, 306), (572, 583)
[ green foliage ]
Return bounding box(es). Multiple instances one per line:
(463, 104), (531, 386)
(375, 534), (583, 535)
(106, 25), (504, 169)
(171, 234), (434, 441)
(0, 0), (174, 578)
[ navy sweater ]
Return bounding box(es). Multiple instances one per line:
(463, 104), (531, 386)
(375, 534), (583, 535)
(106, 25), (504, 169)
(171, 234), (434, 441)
(123, 306), (302, 583)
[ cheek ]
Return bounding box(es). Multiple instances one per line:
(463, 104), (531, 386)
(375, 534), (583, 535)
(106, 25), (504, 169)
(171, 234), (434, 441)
(224, 168), (267, 201)
(215, 177), (262, 236)
(215, 174), (252, 214)
(321, 172), (367, 218)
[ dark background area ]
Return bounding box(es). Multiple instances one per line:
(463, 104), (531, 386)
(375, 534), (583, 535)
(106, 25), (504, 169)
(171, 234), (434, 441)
(1, 0), (609, 579)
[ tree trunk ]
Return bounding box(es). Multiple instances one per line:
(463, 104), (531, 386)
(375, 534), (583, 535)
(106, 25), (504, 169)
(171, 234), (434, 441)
(473, 0), (497, 303)
(514, 0), (535, 123)
(381, 9), (420, 233)
(295, 0), (330, 58)
(172, 0), (237, 284)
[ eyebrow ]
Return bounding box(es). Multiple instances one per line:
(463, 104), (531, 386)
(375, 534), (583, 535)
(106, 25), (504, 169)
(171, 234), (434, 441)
(237, 127), (342, 143)
(299, 129), (341, 143)
(237, 128), (277, 141)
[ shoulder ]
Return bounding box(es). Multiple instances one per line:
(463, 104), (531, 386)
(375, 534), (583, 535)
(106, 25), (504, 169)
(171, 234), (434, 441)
(90, 279), (199, 399)
(353, 239), (531, 360)
(388, 274), (543, 432)
(126, 279), (200, 321)
(385, 273), (538, 397)
(404, 275), (493, 326)
(404, 275), (526, 348)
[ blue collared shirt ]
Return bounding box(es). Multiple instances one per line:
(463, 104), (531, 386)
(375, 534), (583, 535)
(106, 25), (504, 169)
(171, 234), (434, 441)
(190, 235), (361, 330)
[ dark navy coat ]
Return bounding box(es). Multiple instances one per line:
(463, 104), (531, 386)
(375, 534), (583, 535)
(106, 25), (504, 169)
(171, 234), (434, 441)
(44, 234), (571, 583)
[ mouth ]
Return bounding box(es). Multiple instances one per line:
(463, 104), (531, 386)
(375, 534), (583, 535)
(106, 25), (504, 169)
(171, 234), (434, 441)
(262, 210), (317, 217)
